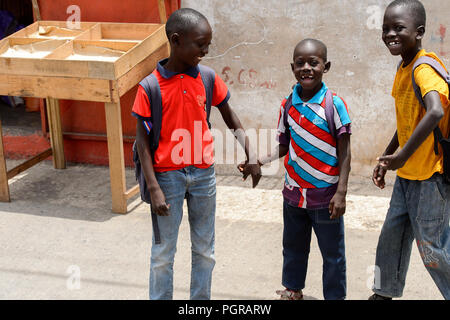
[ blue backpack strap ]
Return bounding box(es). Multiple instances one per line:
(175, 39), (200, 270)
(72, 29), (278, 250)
(134, 72), (163, 243)
(199, 64), (215, 128)
(139, 73), (163, 153)
(411, 56), (450, 153)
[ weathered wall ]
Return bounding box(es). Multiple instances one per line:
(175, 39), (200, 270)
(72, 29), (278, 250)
(181, 0), (450, 175)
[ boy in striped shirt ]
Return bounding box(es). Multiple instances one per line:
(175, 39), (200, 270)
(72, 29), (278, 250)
(241, 38), (351, 300)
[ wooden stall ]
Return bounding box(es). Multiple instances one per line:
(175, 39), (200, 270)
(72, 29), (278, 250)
(0, 20), (170, 213)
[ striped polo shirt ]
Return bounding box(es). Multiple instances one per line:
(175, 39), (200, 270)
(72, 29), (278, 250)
(277, 83), (351, 209)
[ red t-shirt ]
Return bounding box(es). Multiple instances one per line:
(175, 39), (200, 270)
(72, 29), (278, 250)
(132, 60), (230, 172)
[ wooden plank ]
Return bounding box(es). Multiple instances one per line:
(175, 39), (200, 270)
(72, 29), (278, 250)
(158, 0), (168, 23)
(104, 101), (128, 213)
(6, 148), (53, 179)
(46, 98), (66, 169)
(99, 23), (161, 40)
(0, 119), (10, 202)
(116, 42), (169, 96)
(72, 23), (102, 41)
(0, 56), (116, 80)
(31, 0), (41, 21)
(125, 184), (140, 200)
(114, 25), (168, 79)
(0, 74), (113, 102)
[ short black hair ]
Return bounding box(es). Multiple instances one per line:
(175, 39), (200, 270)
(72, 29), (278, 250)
(294, 38), (328, 61)
(387, 0), (426, 27)
(165, 8), (209, 38)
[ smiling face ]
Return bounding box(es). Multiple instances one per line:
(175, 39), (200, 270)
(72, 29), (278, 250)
(382, 4), (424, 63)
(291, 40), (330, 100)
(172, 18), (212, 69)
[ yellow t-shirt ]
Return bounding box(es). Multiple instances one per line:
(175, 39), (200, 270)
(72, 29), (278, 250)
(392, 49), (450, 180)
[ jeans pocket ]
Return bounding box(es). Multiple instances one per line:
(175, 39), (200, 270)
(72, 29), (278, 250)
(417, 180), (445, 223)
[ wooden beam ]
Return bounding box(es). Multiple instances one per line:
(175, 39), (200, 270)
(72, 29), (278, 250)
(116, 42), (169, 96)
(158, 0), (167, 24)
(31, 0), (42, 21)
(104, 100), (128, 213)
(6, 148), (53, 179)
(0, 74), (113, 102)
(46, 98), (66, 169)
(0, 119), (10, 202)
(125, 184), (140, 200)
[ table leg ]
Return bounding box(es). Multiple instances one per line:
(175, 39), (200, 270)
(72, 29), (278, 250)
(105, 101), (127, 214)
(0, 119), (10, 202)
(46, 98), (66, 169)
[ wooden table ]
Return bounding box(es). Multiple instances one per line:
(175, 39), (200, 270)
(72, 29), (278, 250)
(0, 21), (169, 213)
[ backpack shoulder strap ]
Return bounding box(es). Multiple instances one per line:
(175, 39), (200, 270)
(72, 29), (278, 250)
(324, 89), (337, 139)
(283, 93), (293, 130)
(412, 56), (450, 108)
(411, 56), (450, 153)
(139, 72), (162, 152)
(198, 64), (216, 128)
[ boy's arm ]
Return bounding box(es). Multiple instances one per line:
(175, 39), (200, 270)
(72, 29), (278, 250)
(329, 133), (351, 219)
(378, 91), (444, 170)
(135, 122), (170, 216)
(258, 144), (289, 165)
(238, 143), (289, 186)
(373, 131), (399, 189)
(217, 102), (261, 187)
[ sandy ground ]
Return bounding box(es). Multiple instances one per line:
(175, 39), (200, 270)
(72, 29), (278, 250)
(0, 160), (444, 300)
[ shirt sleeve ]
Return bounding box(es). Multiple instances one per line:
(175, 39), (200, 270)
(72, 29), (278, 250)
(276, 98), (290, 146)
(332, 95), (352, 131)
(415, 64), (450, 109)
(212, 73), (231, 108)
(131, 85), (152, 121)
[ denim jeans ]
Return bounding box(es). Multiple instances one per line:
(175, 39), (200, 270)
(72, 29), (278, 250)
(149, 165), (216, 300)
(282, 201), (347, 300)
(373, 173), (450, 299)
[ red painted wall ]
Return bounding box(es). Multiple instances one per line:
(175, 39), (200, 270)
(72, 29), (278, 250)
(36, 0), (179, 166)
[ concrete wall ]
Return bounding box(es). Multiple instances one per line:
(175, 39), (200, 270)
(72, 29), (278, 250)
(181, 0), (450, 175)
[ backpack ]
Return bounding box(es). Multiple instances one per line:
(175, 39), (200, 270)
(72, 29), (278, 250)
(409, 56), (450, 184)
(132, 64), (216, 204)
(283, 88), (337, 139)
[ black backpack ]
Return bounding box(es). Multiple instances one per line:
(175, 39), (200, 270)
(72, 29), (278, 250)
(409, 56), (450, 184)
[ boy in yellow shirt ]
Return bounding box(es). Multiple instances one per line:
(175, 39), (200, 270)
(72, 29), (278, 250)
(369, 0), (450, 300)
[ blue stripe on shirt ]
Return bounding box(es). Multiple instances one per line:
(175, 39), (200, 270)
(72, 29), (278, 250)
(289, 129), (338, 167)
(287, 157), (334, 188)
(332, 95), (351, 126)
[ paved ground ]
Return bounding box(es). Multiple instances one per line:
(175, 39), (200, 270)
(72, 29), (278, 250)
(0, 158), (444, 300)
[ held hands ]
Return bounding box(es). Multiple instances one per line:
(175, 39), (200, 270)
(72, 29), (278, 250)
(237, 160), (262, 188)
(149, 186), (170, 216)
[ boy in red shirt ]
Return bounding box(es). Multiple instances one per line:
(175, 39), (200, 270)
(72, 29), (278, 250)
(132, 8), (260, 300)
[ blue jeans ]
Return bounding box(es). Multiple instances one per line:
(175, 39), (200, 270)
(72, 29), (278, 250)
(373, 173), (450, 299)
(282, 201), (347, 300)
(149, 165), (216, 300)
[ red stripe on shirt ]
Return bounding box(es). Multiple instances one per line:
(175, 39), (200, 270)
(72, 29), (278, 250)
(284, 156), (317, 189)
(290, 138), (340, 176)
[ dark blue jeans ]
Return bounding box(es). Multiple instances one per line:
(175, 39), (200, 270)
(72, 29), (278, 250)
(282, 201), (347, 300)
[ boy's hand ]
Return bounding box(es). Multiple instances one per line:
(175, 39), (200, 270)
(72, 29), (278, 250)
(329, 192), (346, 219)
(372, 163), (387, 189)
(377, 153), (407, 171)
(238, 161), (262, 188)
(150, 186), (170, 216)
